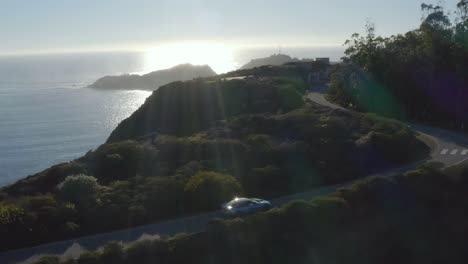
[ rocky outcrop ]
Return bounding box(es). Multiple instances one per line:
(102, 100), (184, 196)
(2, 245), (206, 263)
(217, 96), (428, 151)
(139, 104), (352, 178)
(88, 64), (217, 90)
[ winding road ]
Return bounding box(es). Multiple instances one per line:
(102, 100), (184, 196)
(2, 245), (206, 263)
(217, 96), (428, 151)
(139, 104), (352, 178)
(2, 86), (468, 264)
(307, 86), (468, 166)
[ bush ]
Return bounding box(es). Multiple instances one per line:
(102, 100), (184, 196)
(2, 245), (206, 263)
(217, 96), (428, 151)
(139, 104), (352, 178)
(246, 165), (285, 197)
(0, 203), (24, 225)
(20, 194), (57, 210)
(277, 86), (304, 112)
(126, 240), (153, 264)
(4, 162), (87, 196)
(138, 177), (185, 220)
(246, 134), (272, 151)
(59, 174), (100, 207)
(175, 161), (205, 179)
(100, 241), (124, 264)
(184, 171), (242, 210)
(35, 256), (60, 264)
(0, 192), (7, 201)
(59, 221), (80, 234)
(127, 205), (147, 225)
(94, 141), (143, 182)
(126, 240), (169, 264)
(274, 77), (308, 94)
(77, 251), (100, 264)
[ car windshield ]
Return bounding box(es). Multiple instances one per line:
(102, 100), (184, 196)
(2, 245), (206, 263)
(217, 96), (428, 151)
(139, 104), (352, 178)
(226, 198), (254, 207)
(1, 1), (468, 264)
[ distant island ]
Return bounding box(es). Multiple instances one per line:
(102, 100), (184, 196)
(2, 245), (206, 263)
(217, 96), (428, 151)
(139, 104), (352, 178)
(240, 54), (300, 69)
(88, 64), (217, 90)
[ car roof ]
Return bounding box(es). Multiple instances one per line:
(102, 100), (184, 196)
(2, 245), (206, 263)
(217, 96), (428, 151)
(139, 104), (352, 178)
(226, 197), (252, 206)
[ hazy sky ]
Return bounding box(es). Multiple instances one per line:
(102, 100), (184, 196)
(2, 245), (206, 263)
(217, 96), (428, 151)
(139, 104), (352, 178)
(0, 0), (460, 55)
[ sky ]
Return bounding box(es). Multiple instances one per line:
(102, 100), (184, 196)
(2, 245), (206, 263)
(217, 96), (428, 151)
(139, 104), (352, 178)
(0, 0), (460, 55)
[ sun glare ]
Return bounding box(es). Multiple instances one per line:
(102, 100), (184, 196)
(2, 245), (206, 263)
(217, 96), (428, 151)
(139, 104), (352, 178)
(143, 43), (236, 74)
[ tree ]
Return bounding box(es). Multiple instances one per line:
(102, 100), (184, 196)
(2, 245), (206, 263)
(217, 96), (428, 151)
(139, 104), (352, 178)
(331, 1), (468, 132)
(455, 0), (468, 48)
(344, 20), (385, 72)
(184, 171), (242, 210)
(420, 3), (451, 33)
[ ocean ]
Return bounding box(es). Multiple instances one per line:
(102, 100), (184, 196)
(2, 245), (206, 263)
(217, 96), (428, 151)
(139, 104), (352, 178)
(0, 46), (344, 186)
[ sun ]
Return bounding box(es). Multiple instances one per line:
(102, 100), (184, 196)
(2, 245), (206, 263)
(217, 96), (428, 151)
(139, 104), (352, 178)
(143, 43), (236, 74)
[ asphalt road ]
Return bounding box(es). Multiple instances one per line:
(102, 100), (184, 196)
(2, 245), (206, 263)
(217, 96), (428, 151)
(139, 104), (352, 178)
(2, 86), (468, 264)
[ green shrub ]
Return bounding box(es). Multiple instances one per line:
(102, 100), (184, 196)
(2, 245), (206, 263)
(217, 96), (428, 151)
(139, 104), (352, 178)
(4, 162), (87, 196)
(175, 161), (205, 179)
(59, 221), (80, 234)
(59, 174), (100, 207)
(246, 134), (272, 150)
(20, 194), (57, 210)
(274, 77), (308, 94)
(184, 171), (242, 210)
(140, 177), (185, 219)
(0, 192), (7, 201)
(126, 240), (169, 264)
(0, 203), (24, 225)
(246, 165), (285, 197)
(77, 251), (100, 264)
(127, 205), (147, 225)
(100, 241), (125, 264)
(277, 86), (304, 112)
(35, 256), (60, 264)
(94, 141), (143, 182)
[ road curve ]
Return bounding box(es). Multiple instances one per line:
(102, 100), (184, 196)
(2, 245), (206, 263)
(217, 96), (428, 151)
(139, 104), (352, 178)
(2, 86), (468, 264)
(307, 87), (468, 167)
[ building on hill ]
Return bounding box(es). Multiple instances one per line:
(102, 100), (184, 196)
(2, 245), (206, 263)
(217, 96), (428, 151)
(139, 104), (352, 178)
(315, 57), (330, 64)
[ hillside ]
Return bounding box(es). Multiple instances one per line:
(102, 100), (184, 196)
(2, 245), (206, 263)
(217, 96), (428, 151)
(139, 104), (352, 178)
(0, 64), (429, 251)
(41, 162), (468, 264)
(240, 54), (298, 70)
(88, 64), (216, 90)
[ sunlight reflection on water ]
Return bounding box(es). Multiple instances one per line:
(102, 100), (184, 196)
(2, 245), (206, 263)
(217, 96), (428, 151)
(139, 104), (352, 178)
(0, 84), (151, 186)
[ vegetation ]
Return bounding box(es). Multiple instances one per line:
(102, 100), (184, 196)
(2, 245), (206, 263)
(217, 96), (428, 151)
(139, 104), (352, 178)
(59, 174), (100, 207)
(184, 171), (242, 211)
(0, 63), (428, 251)
(38, 162), (468, 264)
(3, 1), (466, 261)
(328, 1), (468, 131)
(106, 73), (309, 142)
